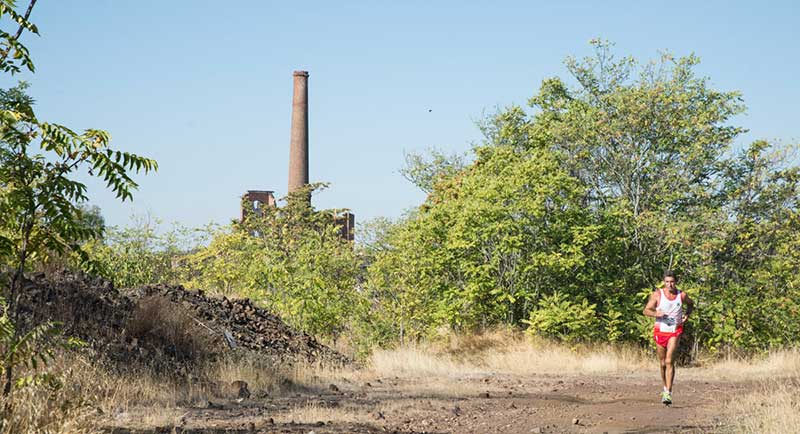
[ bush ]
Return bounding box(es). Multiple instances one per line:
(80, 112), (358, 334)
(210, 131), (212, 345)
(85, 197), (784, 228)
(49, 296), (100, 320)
(523, 292), (599, 343)
(126, 295), (222, 362)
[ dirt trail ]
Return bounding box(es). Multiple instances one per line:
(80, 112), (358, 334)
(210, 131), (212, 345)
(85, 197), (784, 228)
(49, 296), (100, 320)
(105, 370), (742, 434)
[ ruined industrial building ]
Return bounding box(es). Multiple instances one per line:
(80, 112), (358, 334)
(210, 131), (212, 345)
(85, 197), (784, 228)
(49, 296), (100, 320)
(241, 71), (354, 241)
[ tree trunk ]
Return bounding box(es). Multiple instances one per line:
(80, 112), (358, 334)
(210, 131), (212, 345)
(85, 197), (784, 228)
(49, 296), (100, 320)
(3, 222), (31, 397)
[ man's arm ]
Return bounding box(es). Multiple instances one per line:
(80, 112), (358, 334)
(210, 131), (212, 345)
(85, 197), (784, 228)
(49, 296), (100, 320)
(682, 294), (694, 322)
(643, 291), (663, 318)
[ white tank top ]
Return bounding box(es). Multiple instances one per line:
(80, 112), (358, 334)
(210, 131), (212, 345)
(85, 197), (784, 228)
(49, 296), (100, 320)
(655, 288), (683, 333)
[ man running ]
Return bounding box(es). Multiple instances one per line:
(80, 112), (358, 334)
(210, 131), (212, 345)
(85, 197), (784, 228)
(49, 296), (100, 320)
(643, 270), (694, 405)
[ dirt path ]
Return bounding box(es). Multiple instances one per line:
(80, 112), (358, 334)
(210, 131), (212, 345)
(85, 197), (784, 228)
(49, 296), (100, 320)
(105, 370), (742, 434)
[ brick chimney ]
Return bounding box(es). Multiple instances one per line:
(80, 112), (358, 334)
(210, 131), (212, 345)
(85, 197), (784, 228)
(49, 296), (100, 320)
(288, 70), (309, 196)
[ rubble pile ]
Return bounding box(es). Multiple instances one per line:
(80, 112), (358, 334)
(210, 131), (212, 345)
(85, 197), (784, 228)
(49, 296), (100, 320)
(14, 272), (347, 371)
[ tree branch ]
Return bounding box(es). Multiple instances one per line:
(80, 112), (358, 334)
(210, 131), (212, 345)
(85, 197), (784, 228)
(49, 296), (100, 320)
(0, 0), (38, 66)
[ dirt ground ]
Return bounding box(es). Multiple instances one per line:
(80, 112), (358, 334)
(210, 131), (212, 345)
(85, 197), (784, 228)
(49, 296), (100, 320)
(104, 368), (742, 434)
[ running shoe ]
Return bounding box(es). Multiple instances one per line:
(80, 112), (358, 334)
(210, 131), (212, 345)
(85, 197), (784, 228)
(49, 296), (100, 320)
(660, 390), (672, 405)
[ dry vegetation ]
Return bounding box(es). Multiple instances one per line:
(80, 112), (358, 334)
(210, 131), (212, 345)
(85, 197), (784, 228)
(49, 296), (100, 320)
(370, 329), (652, 378)
(725, 381), (800, 434)
(3, 329), (799, 433)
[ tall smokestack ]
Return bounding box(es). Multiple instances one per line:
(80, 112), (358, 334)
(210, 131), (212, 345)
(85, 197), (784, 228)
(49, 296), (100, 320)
(288, 70), (309, 196)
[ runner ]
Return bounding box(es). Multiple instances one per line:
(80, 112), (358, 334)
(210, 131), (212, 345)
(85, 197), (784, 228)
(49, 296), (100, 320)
(643, 270), (694, 405)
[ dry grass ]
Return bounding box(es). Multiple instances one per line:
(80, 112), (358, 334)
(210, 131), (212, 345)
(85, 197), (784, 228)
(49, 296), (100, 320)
(126, 295), (223, 360)
(725, 381), (800, 434)
(704, 350), (800, 433)
(1, 349), (336, 431)
(274, 402), (369, 425)
(370, 329), (651, 378)
(0, 382), (101, 434)
(7, 327), (800, 433)
(697, 349), (800, 382)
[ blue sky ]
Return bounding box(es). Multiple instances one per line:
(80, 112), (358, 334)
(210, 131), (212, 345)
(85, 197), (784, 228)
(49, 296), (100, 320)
(5, 1), (798, 229)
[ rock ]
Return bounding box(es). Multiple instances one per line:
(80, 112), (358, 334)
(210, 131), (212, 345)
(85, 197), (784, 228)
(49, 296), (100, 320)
(329, 384), (340, 392)
(230, 380), (250, 399)
(531, 428), (542, 434)
(14, 272), (350, 377)
(203, 400), (223, 410)
(479, 392), (490, 398)
(572, 418), (579, 425)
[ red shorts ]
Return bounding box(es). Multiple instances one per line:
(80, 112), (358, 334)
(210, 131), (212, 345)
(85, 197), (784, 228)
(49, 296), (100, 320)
(653, 325), (683, 348)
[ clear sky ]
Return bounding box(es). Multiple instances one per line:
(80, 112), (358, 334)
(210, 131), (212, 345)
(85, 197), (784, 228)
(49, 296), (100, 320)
(5, 1), (798, 229)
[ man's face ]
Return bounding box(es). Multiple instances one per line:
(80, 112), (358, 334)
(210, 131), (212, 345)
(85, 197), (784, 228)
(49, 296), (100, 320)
(664, 276), (677, 291)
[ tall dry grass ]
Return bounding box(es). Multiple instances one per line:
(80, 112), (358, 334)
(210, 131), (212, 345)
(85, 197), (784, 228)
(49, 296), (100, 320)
(370, 328), (651, 378)
(698, 349), (800, 381)
(0, 380), (101, 434)
(705, 349), (800, 433)
(0, 348), (340, 432)
(725, 381), (800, 434)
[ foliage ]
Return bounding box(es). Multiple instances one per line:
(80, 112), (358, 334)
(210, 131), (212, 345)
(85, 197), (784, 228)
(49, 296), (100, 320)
(365, 40), (800, 355)
(84, 215), (206, 288)
(400, 147), (468, 193)
(0, 82), (157, 273)
(366, 133), (602, 343)
(523, 292), (598, 343)
(0, 1), (156, 397)
(0, 0), (37, 75)
(183, 185), (366, 342)
(0, 297), (62, 391)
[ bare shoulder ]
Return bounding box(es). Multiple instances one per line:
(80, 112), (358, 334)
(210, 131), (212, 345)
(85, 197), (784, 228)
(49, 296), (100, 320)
(646, 289), (659, 305)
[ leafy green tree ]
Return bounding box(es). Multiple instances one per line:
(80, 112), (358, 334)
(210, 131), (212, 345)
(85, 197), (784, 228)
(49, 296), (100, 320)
(182, 223), (262, 298)
(367, 40), (800, 354)
(84, 216), (204, 288)
(685, 141), (800, 353)
(183, 185), (365, 343)
(367, 125), (601, 341)
(0, 2), (157, 395)
(523, 292), (599, 343)
(528, 39), (745, 284)
(400, 147), (468, 193)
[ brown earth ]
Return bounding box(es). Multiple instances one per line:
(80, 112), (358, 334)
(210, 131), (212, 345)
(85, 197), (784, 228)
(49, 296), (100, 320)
(102, 370), (741, 434)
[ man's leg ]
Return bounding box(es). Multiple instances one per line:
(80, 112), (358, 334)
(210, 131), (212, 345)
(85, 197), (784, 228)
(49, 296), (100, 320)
(656, 343), (667, 389)
(665, 335), (681, 392)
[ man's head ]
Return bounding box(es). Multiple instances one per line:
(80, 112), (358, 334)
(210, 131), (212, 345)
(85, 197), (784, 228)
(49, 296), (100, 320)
(663, 270), (677, 291)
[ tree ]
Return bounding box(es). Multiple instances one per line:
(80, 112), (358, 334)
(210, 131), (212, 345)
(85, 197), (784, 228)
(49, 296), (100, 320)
(400, 147), (468, 193)
(367, 128), (600, 340)
(0, 2), (157, 396)
(366, 41), (800, 353)
(183, 185), (365, 343)
(528, 40), (745, 284)
(84, 216), (202, 288)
